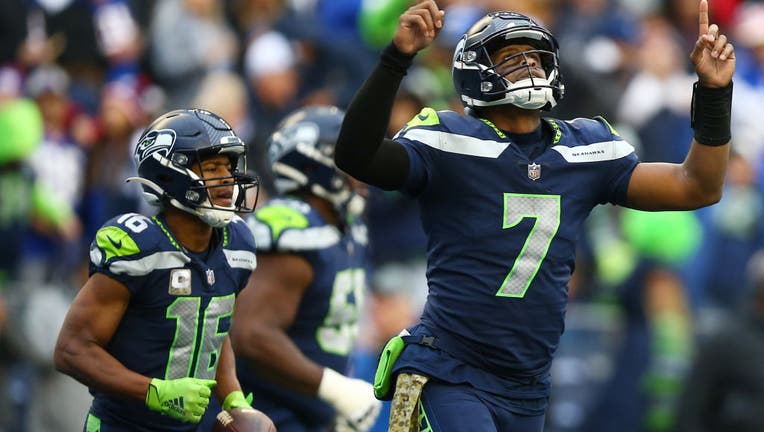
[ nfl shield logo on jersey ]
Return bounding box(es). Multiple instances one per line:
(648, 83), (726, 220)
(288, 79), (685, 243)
(528, 163), (541, 181)
(206, 269), (215, 285)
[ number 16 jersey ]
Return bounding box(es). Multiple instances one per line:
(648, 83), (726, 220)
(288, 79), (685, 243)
(87, 213), (257, 431)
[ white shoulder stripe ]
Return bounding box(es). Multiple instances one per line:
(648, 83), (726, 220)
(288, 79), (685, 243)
(248, 219), (272, 250)
(279, 226), (340, 251)
(400, 128), (509, 158)
(224, 249), (257, 271)
(109, 251), (190, 276)
(551, 140), (635, 163)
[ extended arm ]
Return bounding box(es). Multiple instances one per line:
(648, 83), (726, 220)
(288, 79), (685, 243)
(335, 0), (444, 190)
(626, 0), (734, 210)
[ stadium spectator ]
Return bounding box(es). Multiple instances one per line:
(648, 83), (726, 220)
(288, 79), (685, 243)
(243, 29), (301, 196)
(0, 66), (84, 431)
(22, 64), (90, 280)
(81, 78), (156, 238)
(147, 0), (238, 108)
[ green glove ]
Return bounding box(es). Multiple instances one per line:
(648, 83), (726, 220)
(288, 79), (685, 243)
(145, 377), (217, 423)
(222, 390), (253, 411)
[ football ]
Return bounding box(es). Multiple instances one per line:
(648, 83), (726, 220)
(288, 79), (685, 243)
(212, 408), (277, 432)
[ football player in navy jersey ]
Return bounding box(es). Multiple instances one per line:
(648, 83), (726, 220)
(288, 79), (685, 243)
(54, 109), (270, 431)
(229, 105), (381, 432)
(334, 1), (735, 431)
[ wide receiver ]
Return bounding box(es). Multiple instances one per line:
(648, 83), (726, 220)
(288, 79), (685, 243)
(55, 109), (267, 431)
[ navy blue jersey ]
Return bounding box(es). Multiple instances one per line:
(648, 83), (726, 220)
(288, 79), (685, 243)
(239, 197), (368, 428)
(392, 109), (638, 398)
(86, 213), (257, 432)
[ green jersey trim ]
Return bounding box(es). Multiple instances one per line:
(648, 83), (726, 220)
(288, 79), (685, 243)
(406, 107), (441, 128)
(95, 226), (141, 262)
(255, 205), (309, 241)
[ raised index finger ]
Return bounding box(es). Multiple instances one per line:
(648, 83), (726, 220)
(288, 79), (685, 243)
(699, 0), (709, 36)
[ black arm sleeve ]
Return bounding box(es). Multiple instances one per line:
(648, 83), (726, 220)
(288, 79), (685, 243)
(335, 43), (414, 191)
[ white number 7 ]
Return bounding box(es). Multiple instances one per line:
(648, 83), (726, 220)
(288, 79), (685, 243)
(497, 193), (560, 298)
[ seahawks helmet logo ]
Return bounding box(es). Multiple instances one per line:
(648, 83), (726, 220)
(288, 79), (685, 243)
(135, 129), (176, 164)
(268, 122), (319, 162)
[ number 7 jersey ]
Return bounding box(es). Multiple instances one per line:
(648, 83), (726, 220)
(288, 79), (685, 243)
(87, 213), (257, 431)
(393, 109), (638, 394)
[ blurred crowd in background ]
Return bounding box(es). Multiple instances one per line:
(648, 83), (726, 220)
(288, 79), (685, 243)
(2, 0), (764, 431)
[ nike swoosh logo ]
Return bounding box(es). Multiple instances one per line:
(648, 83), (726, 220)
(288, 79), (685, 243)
(107, 236), (122, 249)
(417, 113), (430, 121)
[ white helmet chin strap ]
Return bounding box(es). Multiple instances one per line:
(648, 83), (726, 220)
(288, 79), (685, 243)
(191, 205), (235, 228)
(467, 69), (560, 110)
(504, 78), (555, 109)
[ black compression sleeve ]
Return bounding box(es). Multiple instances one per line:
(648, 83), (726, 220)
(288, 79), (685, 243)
(335, 43), (414, 190)
(690, 81), (733, 146)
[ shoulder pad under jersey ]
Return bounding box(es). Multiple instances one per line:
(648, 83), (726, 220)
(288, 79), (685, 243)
(246, 198), (341, 253)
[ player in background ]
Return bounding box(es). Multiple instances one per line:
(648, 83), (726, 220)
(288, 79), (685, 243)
(230, 105), (381, 432)
(334, 1), (735, 431)
(54, 108), (267, 431)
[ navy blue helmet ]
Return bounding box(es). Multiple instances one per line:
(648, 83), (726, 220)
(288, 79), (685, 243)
(267, 105), (363, 215)
(452, 11), (564, 111)
(128, 109), (259, 227)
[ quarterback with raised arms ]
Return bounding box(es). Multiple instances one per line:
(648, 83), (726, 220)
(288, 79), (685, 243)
(335, 1), (734, 431)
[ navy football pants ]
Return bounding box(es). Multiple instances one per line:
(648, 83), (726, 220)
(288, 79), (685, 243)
(417, 381), (546, 432)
